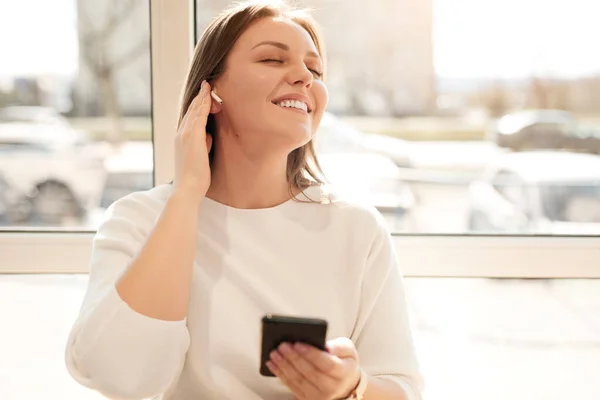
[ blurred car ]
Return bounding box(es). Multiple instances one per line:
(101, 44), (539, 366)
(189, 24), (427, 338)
(318, 152), (417, 231)
(1, 106), (71, 125)
(100, 142), (154, 209)
(315, 112), (413, 168)
(487, 109), (600, 154)
(467, 151), (600, 234)
(314, 112), (365, 154)
(0, 106), (106, 225)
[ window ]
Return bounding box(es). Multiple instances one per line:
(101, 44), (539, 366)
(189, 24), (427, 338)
(0, 0), (153, 230)
(0, 0), (598, 399)
(209, 0), (600, 238)
(0, 0), (595, 268)
(3, 0), (599, 274)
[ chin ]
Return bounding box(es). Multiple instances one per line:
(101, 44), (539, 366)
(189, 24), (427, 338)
(289, 129), (313, 149)
(267, 121), (312, 148)
(274, 135), (309, 154)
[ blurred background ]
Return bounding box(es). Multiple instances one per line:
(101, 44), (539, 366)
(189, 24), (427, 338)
(1, 0), (600, 235)
(0, 0), (599, 399)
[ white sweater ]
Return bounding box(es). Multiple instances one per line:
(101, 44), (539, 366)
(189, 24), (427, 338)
(65, 184), (423, 400)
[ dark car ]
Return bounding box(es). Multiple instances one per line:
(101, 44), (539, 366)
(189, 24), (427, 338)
(487, 109), (600, 154)
(467, 151), (600, 234)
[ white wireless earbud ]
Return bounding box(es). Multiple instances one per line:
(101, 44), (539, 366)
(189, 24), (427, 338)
(210, 90), (223, 105)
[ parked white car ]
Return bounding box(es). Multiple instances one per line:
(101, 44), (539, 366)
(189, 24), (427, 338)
(0, 106), (106, 226)
(467, 151), (600, 234)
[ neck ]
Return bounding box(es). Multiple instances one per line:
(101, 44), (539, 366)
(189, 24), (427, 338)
(206, 136), (298, 209)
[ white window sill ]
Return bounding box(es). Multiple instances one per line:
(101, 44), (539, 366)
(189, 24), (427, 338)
(1, 232), (599, 277)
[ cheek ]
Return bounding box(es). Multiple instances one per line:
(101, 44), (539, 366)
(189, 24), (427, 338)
(236, 67), (276, 100)
(223, 66), (274, 111)
(313, 81), (329, 112)
(311, 81), (328, 130)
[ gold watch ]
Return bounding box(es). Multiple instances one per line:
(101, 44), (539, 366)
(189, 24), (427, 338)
(340, 368), (368, 400)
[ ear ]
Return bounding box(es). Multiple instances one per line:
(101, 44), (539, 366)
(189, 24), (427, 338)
(210, 90), (224, 114)
(210, 101), (223, 114)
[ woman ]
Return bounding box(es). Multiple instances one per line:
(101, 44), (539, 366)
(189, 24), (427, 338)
(65, 1), (423, 399)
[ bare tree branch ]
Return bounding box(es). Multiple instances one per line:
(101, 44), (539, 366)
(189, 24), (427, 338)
(100, 0), (140, 42)
(78, 0), (140, 50)
(111, 39), (150, 70)
(77, 0), (96, 48)
(76, 0), (147, 143)
(78, 0), (145, 76)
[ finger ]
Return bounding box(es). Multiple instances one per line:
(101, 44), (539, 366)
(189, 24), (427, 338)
(283, 343), (339, 392)
(196, 81), (212, 122)
(179, 87), (202, 132)
(268, 353), (307, 398)
(180, 82), (207, 133)
(270, 348), (315, 397)
(188, 82), (212, 134)
(294, 342), (345, 378)
(326, 337), (357, 359)
(267, 360), (306, 399)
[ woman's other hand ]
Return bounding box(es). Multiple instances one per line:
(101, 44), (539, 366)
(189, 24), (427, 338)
(267, 337), (361, 400)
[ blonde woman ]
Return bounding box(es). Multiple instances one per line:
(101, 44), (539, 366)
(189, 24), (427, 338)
(65, 1), (423, 399)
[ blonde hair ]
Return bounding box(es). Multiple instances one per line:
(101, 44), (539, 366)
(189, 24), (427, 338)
(178, 0), (327, 193)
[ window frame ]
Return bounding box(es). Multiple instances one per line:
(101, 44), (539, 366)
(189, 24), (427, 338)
(1, 0), (599, 278)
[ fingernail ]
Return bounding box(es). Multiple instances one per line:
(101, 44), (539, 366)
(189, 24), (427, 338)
(200, 80), (206, 93)
(279, 343), (292, 354)
(266, 361), (277, 373)
(295, 343), (308, 353)
(270, 350), (282, 362)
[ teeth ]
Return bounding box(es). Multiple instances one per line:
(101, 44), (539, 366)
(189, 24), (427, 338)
(277, 100), (308, 112)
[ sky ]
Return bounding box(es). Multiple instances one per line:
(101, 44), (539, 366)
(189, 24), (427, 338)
(0, 0), (78, 78)
(433, 0), (600, 79)
(0, 0), (599, 80)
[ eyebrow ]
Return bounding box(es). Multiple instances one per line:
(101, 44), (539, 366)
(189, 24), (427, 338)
(251, 41), (320, 59)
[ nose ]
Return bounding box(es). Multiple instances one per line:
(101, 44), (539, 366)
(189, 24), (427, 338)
(287, 62), (313, 89)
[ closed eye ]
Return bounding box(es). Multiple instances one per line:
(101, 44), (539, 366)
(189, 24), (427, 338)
(261, 59), (322, 78)
(310, 69), (323, 79)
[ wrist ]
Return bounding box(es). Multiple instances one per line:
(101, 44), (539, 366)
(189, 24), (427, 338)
(340, 368), (363, 400)
(169, 186), (206, 208)
(171, 183), (207, 206)
(338, 368), (368, 400)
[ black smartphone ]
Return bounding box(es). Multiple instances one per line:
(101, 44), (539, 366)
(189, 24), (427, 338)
(259, 314), (328, 377)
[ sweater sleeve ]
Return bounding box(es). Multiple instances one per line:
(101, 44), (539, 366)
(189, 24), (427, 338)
(65, 192), (191, 400)
(352, 213), (424, 400)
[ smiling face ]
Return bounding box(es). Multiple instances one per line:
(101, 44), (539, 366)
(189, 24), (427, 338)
(212, 16), (329, 153)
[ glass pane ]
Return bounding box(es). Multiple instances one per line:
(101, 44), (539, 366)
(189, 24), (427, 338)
(196, 0), (600, 235)
(0, 0), (153, 231)
(2, 274), (599, 399)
